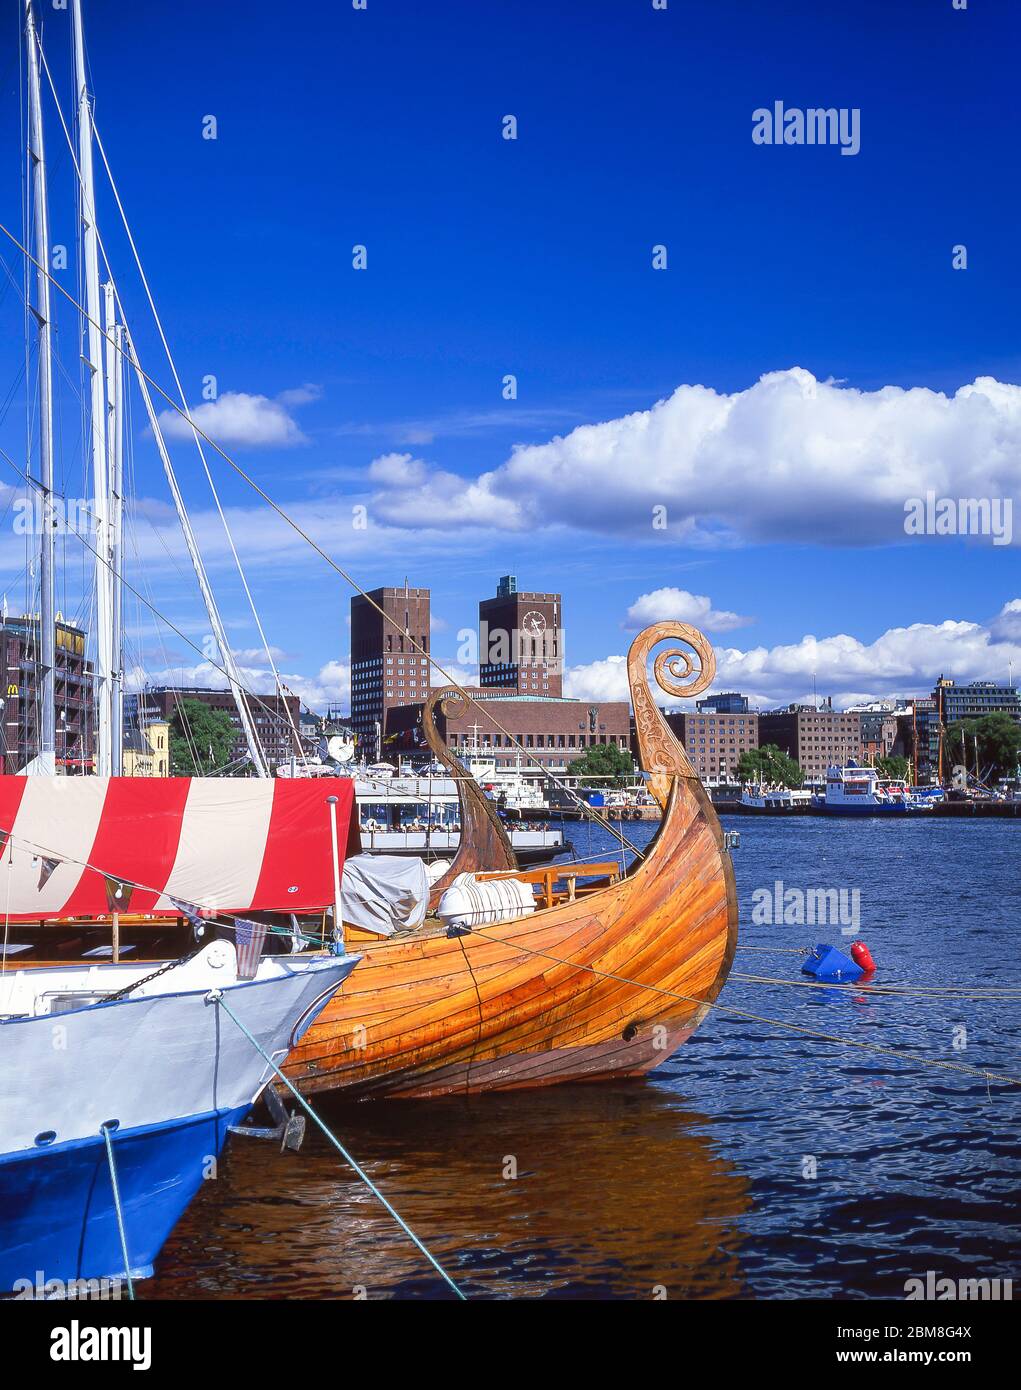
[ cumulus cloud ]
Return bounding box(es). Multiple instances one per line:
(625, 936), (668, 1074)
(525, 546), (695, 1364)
(367, 452), (430, 487)
(157, 391), (309, 448)
(366, 369), (1021, 545)
(624, 587), (753, 633)
(989, 598), (1021, 645)
(565, 601), (1021, 709)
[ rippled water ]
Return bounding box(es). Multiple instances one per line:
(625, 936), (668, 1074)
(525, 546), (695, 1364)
(147, 817), (1021, 1300)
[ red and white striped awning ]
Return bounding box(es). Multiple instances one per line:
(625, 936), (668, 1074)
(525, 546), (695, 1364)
(0, 776), (361, 920)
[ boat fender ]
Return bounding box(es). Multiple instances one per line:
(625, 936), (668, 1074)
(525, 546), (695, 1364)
(849, 941), (876, 972)
(437, 873), (535, 930)
(801, 943), (864, 984)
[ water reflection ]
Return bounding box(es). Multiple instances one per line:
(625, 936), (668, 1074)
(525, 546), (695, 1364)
(148, 1083), (749, 1300)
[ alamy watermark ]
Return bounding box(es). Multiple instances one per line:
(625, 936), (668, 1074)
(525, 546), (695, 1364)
(12, 1270), (123, 1300)
(904, 491), (1012, 546)
(904, 1271), (1012, 1301)
(457, 620), (565, 674)
(751, 879), (861, 931)
(13, 496), (91, 536)
(752, 101), (860, 156)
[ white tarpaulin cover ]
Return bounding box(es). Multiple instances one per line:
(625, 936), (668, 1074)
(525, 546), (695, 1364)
(340, 853), (429, 937)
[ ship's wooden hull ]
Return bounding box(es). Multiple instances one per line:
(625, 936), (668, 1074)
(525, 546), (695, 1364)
(285, 769), (737, 1099)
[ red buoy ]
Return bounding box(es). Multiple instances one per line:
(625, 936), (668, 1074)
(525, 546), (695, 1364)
(850, 941), (876, 972)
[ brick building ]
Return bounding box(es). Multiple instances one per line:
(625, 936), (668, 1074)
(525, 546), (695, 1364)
(350, 584), (431, 757)
(757, 704), (862, 780)
(857, 711), (899, 761)
(666, 709), (759, 783)
(386, 690), (630, 771)
(479, 575), (563, 697)
(0, 615), (93, 773)
(141, 687), (301, 769)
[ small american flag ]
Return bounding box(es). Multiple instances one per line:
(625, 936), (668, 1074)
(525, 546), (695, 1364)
(233, 918), (268, 980)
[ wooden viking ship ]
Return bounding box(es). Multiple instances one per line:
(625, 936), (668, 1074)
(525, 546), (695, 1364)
(283, 620), (738, 1099)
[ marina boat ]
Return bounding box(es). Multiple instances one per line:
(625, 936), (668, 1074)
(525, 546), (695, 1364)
(0, 942), (357, 1294)
(279, 752), (565, 862)
(740, 783), (813, 811)
(283, 621), (738, 1098)
(359, 822), (566, 866)
(815, 761), (935, 815)
(0, 773), (363, 1290)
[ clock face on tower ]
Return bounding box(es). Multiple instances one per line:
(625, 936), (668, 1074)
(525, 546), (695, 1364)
(522, 610), (546, 636)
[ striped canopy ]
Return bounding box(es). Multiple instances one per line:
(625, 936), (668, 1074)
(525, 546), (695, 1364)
(0, 776), (360, 921)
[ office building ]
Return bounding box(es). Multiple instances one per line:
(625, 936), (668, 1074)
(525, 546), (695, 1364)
(479, 575), (563, 697)
(758, 704), (861, 780)
(0, 615), (93, 774)
(666, 710), (759, 783)
(350, 584), (431, 756)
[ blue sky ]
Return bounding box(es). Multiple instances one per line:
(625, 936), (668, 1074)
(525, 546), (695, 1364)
(1, 0), (1018, 713)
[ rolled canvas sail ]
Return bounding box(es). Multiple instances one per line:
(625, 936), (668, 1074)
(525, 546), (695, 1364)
(0, 776), (360, 920)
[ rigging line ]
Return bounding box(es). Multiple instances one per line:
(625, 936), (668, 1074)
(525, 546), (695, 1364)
(0, 219), (645, 861)
(0, 444), (309, 755)
(214, 993), (467, 1300)
(35, 35), (302, 772)
(32, 45), (271, 780)
(121, 438), (203, 776)
(458, 923), (1021, 1090)
(86, 113), (307, 771)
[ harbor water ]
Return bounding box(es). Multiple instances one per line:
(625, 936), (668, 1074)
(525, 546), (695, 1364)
(147, 817), (1021, 1300)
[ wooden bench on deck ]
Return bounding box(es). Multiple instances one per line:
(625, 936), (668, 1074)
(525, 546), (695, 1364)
(477, 861), (622, 909)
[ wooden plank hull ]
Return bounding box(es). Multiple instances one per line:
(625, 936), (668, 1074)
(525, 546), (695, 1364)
(285, 708), (738, 1099)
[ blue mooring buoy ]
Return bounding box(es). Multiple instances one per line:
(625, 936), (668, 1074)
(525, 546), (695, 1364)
(801, 943), (864, 984)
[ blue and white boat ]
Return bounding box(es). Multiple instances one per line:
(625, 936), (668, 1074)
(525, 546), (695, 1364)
(816, 761), (935, 816)
(0, 940), (358, 1295)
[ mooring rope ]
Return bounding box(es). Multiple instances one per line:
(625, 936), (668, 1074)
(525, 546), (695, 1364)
(461, 925), (1021, 1090)
(212, 992), (467, 1300)
(734, 972), (1021, 999)
(101, 1122), (135, 1301)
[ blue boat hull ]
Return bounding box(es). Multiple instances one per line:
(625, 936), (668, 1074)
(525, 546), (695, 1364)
(818, 803), (930, 816)
(0, 1106), (248, 1295)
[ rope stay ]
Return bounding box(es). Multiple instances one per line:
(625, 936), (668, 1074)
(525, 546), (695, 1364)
(459, 924), (1021, 1091)
(213, 992), (467, 1300)
(0, 210), (646, 862)
(101, 1121), (136, 1301)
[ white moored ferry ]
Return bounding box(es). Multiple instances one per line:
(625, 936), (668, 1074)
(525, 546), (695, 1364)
(740, 783), (813, 811)
(816, 761), (935, 816)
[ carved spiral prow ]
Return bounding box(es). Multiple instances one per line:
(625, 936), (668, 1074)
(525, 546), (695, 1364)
(628, 622), (716, 811)
(422, 686), (517, 909)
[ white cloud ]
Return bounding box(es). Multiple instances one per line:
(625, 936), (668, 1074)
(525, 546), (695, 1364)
(367, 452), (429, 487)
(365, 369), (1021, 545)
(624, 587), (753, 633)
(564, 601), (1021, 709)
(277, 383), (323, 407)
(157, 391), (308, 448)
(127, 657), (350, 716)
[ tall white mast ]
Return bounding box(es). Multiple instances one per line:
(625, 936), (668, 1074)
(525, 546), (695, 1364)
(72, 0), (113, 776)
(104, 284), (124, 774)
(25, 1), (56, 777)
(123, 326), (269, 778)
